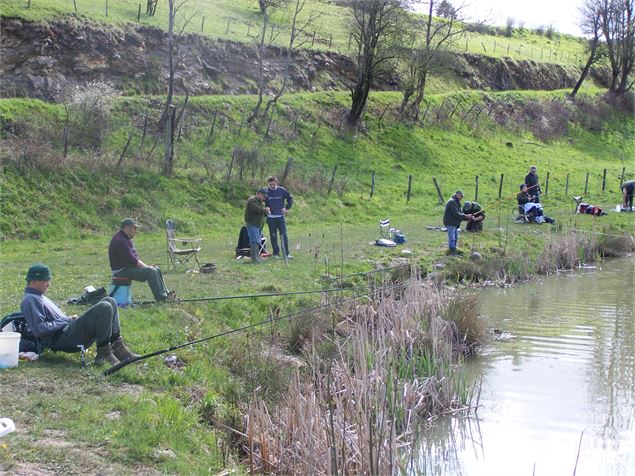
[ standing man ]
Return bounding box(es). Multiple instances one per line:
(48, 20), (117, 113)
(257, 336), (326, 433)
(245, 188), (270, 263)
(265, 176), (294, 259)
(621, 180), (634, 211)
(109, 218), (172, 301)
(443, 191), (472, 255)
(21, 263), (139, 365)
(525, 165), (541, 203)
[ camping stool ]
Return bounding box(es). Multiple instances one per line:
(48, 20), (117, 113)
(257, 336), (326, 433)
(108, 276), (133, 307)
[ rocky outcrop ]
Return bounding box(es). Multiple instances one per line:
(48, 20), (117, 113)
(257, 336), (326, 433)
(0, 16), (608, 101)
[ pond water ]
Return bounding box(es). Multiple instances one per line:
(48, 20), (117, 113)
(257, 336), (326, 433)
(418, 257), (635, 476)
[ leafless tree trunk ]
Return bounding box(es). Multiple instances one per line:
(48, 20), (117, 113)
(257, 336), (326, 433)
(346, 0), (408, 127)
(572, 0), (605, 98)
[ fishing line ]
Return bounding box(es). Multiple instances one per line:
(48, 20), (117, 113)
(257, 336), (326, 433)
(132, 285), (375, 306)
(103, 281), (407, 376)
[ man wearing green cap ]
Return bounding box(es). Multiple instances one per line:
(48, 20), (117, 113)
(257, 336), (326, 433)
(443, 191), (473, 255)
(108, 218), (172, 301)
(20, 264), (139, 365)
(244, 188), (270, 263)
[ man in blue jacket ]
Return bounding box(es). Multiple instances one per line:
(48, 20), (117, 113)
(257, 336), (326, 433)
(265, 176), (294, 259)
(20, 263), (139, 365)
(443, 191), (473, 255)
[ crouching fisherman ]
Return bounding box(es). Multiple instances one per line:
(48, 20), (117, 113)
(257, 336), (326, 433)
(463, 201), (485, 232)
(20, 264), (140, 365)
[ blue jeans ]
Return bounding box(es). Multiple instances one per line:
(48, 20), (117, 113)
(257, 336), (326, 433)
(267, 216), (289, 256)
(246, 225), (262, 246)
(447, 226), (459, 250)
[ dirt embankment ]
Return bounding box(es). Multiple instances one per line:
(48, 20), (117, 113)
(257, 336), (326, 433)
(0, 16), (608, 101)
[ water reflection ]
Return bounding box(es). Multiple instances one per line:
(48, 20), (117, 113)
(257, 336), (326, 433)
(418, 257), (635, 476)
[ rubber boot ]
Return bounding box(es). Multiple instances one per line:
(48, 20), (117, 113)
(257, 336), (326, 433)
(94, 344), (120, 366)
(111, 337), (141, 362)
(250, 244), (262, 263)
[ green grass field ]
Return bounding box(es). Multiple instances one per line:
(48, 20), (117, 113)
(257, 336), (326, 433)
(1, 0), (588, 65)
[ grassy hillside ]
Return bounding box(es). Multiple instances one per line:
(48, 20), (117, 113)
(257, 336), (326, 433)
(0, 0), (587, 65)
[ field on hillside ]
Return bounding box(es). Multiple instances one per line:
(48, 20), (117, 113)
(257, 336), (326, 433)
(0, 0), (587, 65)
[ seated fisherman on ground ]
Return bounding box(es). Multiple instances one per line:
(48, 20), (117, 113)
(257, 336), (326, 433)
(463, 201), (485, 232)
(21, 264), (139, 365)
(622, 180), (634, 211)
(244, 188), (270, 263)
(108, 218), (173, 301)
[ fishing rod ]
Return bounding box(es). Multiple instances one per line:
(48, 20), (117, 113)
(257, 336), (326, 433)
(103, 282), (406, 376)
(330, 263), (412, 280)
(132, 285), (374, 306)
(471, 183), (539, 216)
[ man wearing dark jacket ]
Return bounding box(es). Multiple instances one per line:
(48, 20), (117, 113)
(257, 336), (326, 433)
(621, 180), (634, 211)
(20, 263), (139, 365)
(108, 218), (171, 301)
(443, 191), (472, 255)
(245, 188), (270, 263)
(265, 176), (294, 259)
(524, 165), (541, 203)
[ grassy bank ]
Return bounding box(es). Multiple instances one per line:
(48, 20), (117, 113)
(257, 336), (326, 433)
(1, 87), (634, 473)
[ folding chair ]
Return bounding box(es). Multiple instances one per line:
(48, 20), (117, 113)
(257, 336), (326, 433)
(166, 219), (202, 271)
(379, 219), (392, 239)
(235, 226), (267, 258)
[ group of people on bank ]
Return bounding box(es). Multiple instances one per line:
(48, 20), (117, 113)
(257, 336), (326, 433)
(443, 165), (547, 254)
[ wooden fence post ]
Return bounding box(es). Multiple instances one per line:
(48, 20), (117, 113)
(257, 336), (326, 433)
(406, 175), (412, 202)
(370, 171), (375, 198)
(545, 171), (550, 196)
(474, 175), (479, 202)
(226, 18), (231, 34)
(620, 166), (625, 187)
(311, 31), (316, 47)
(105, 0), (109, 17)
(201, 16), (205, 32)
(247, 21), (251, 36)
(348, 32), (352, 49)
(565, 173), (569, 196)
(584, 172), (589, 195)
(327, 165), (337, 195)
(74, 0), (78, 13)
(227, 149), (236, 180)
(432, 177), (444, 204)
(602, 168), (607, 192)
(281, 156), (294, 185)
(116, 133), (134, 168)
(498, 173), (504, 199)
(329, 33), (333, 48)
(137, 3), (141, 21)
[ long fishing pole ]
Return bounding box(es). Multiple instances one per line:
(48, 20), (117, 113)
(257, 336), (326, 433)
(133, 285), (373, 306)
(103, 282), (405, 376)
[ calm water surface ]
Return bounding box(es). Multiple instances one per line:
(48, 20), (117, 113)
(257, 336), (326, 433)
(419, 257), (635, 476)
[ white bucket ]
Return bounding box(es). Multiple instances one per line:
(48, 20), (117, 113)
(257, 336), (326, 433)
(0, 332), (21, 369)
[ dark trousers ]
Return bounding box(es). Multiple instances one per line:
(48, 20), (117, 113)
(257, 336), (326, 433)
(52, 297), (120, 349)
(115, 266), (168, 301)
(267, 216), (289, 257)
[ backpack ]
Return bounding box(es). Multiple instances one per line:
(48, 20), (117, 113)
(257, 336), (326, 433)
(1, 312), (42, 354)
(67, 286), (107, 306)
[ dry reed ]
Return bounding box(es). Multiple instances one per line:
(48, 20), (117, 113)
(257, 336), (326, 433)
(243, 277), (484, 474)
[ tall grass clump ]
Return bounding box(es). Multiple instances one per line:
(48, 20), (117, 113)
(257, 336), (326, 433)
(242, 278), (485, 474)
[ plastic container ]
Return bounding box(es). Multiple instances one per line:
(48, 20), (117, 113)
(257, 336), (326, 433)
(0, 332), (21, 369)
(0, 418), (16, 437)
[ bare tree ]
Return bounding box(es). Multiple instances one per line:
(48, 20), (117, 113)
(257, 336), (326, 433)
(571, 0), (605, 97)
(598, 0), (634, 95)
(247, 0), (287, 123)
(262, 0), (323, 117)
(346, 0), (410, 126)
(400, 0), (468, 120)
(162, 0), (196, 176)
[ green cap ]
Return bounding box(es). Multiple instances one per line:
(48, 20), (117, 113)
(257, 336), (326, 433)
(120, 218), (141, 228)
(26, 263), (51, 282)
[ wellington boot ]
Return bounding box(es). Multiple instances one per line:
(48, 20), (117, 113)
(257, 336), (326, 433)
(112, 337), (141, 362)
(250, 244), (263, 263)
(94, 344), (120, 366)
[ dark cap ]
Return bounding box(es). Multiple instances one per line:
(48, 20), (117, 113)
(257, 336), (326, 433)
(520, 183), (526, 189)
(120, 218), (141, 229)
(256, 187), (268, 196)
(26, 263), (51, 282)
(455, 190), (464, 196)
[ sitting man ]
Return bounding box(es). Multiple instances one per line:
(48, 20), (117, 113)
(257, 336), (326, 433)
(21, 264), (139, 365)
(517, 183), (534, 208)
(463, 201), (485, 232)
(621, 180), (634, 211)
(109, 218), (172, 301)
